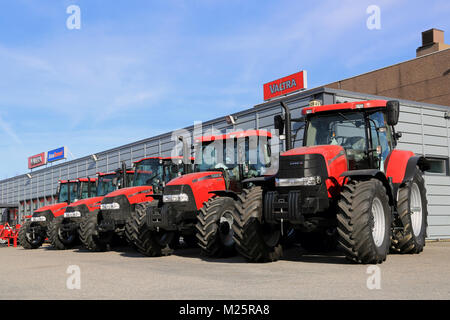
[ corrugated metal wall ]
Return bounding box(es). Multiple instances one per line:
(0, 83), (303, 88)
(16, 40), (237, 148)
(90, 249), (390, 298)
(1, 87), (449, 238)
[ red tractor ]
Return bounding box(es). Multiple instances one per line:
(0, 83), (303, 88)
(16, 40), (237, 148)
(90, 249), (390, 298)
(48, 167), (134, 250)
(79, 156), (189, 251)
(0, 206), (20, 247)
(128, 130), (274, 257)
(18, 178), (97, 249)
(232, 100), (429, 264)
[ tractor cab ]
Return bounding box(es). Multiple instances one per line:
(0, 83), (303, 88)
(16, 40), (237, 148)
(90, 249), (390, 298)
(301, 100), (400, 172)
(193, 130), (272, 192)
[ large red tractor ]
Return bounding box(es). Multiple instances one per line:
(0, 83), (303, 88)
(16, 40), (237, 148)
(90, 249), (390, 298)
(232, 100), (429, 264)
(128, 130), (274, 257)
(79, 156), (188, 251)
(18, 178), (97, 249)
(48, 167), (134, 250)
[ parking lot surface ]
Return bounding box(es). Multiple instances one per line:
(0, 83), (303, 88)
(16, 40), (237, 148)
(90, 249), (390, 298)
(0, 241), (449, 300)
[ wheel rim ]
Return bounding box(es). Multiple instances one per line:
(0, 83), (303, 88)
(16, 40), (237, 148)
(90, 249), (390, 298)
(219, 211), (234, 247)
(410, 183), (423, 237)
(371, 197), (386, 247)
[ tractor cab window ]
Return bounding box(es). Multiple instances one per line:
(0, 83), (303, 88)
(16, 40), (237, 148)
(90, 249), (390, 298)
(195, 136), (271, 181)
(195, 139), (240, 179)
(305, 112), (369, 170)
(80, 181), (95, 199)
(245, 137), (271, 178)
(133, 159), (164, 188)
(57, 182), (78, 203)
(97, 175), (116, 197)
(164, 162), (183, 183)
(368, 111), (393, 171)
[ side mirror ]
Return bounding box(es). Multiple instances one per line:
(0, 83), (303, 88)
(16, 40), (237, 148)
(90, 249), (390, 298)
(395, 132), (402, 140)
(274, 115), (285, 136)
(386, 100), (400, 126)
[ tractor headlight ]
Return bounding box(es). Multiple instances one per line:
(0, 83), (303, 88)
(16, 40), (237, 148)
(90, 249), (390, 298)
(275, 176), (322, 187)
(163, 193), (189, 203)
(100, 202), (120, 210)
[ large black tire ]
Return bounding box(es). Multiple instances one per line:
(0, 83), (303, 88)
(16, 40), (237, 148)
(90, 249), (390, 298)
(297, 229), (338, 253)
(79, 212), (107, 252)
(196, 197), (237, 257)
(232, 187), (283, 262)
(18, 221), (45, 249)
(391, 169), (428, 254)
(49, 216), (78, 250)
(124, 216), (137, 248)
(129, 203), (174, 257)
(337, 179), (392, 264)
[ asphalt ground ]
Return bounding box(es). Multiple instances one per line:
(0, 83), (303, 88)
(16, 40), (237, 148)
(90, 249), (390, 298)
(0, 241), (449, 300)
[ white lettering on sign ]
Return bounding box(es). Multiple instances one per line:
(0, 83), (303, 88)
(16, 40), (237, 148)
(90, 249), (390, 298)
(269, 79), (297, 94)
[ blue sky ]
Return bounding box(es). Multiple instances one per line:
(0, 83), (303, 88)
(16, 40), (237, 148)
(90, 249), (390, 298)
(0, 0), (449, 178)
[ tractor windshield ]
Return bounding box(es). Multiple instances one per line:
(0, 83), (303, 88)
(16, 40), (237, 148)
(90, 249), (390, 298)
(133, 159), (164, 187)
(97, 174), (117, 197)
(195, 136), (271, 179)
(305, 112), (369, 169)
(58, 182), (79, 203)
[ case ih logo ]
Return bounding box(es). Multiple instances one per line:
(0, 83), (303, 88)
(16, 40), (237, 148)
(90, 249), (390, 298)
(263, 70), (307, 101)
(28, 153), (47, 169)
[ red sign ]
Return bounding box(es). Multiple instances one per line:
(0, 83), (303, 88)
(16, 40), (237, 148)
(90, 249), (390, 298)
(263, 70), (307, 101)
(28, 153), (47, 169)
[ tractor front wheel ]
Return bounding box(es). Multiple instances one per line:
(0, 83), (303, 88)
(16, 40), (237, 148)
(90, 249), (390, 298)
(49, 216), (78, 250)
(337, 179), (391, 264)
(18, 221), (45, 249)
(129, 203), (174, 257)
(79, 211), (107, 252)
(232, 187), (282, 262)
(391, 169), (428, 254)
(196, 196), (237, 257)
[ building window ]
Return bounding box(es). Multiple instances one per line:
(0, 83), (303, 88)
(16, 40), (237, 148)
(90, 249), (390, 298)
(425, 157), (449, 176)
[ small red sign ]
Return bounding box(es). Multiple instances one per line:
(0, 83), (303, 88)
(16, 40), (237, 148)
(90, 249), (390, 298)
(28, 153), (47, 169)
(263, 70), (307, 101)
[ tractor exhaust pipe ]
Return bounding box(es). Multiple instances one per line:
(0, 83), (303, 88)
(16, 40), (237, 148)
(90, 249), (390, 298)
(178, 136), (191, 173)
(280, 101), (292, 151)
(121, 161), (127, 188)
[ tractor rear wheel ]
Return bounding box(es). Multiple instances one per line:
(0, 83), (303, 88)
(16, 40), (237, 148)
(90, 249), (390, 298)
(196, 197), (237, 257)
(337, 179), (391, 264)
(391, 169), (428, 254)
(232, 187), (282, 262)
(129, 203), (174, 257)
(49, 216), (78, 250)
(18, 221), (45, 249)
(79, 211), (107, 252)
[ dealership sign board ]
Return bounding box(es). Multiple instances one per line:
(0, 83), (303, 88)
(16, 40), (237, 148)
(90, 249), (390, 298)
(28, 153), (47, 169)
(47, 146), (67, 163)
(263, 70), (307, 101)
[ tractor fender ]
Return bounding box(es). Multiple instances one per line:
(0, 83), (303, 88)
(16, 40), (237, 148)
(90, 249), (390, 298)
(208, 190), (239, 201)
(402, 156), (429, 184)
(340, 169), (394, 205)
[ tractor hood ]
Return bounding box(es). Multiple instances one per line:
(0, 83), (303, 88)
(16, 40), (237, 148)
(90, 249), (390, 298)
(167, 171), (223, 187)
(34, 202), (67, 214)
(165, 171), (226, 211)
(278, 145), (348, 189)
(282, 145), (345, 160)
(67, 196), (104, 211)
(103, 186), (153, 199)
